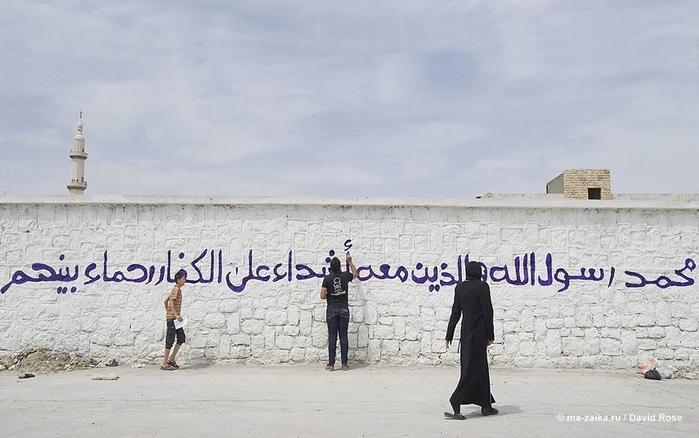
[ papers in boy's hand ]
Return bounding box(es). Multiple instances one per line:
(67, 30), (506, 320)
(174, 316), (188, 329)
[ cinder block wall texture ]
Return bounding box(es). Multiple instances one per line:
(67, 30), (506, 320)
(1, 196), (697, 370)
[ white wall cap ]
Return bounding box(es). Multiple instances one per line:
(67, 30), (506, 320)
(1, 194), (699, 210)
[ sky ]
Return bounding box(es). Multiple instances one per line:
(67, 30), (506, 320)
(1, 0), (698, 198)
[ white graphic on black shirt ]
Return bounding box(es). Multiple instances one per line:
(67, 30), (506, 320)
(331, 276), (345, 296)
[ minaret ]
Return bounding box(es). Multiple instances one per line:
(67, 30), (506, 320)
(67, 113), (88, 194)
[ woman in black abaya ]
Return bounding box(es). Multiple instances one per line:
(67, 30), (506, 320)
(444, 261), (498, 420)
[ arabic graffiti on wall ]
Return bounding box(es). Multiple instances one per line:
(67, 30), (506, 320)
(1, 239), (695, 295)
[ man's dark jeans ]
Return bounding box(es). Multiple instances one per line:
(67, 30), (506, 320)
(326, 307), (350, 366)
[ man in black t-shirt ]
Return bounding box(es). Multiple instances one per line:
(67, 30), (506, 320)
(320, 253), (358, 371)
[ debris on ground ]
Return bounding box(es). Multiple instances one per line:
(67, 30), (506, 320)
(91, 373), (119, 380)
(659, 368), (676, 379)
(105, 359), (119, 367)
(637, 357), (679, 380)
(637, 357), (659, 374)
(0, 348), (99, 373)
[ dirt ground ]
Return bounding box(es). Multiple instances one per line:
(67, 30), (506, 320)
(0, 347), (100, 373)
(2, 364), (697, 438)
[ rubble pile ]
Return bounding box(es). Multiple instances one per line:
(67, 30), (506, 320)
(0, 348), (98, 373)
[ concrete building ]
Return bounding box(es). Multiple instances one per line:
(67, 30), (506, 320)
(546, 169), (612, 200)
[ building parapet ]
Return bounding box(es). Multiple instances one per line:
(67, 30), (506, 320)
(1, 194), (699, 210)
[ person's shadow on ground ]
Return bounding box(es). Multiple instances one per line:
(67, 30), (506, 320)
(462, 405), (523, 419)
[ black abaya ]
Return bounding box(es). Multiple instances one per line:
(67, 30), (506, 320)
(445, 262), (495, 409)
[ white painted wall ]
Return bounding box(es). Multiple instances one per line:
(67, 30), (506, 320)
(1, 196), (698, 370)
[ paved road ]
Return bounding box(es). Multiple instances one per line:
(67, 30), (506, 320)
(1, 364), (697, 438)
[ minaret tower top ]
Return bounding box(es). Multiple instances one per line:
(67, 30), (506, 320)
(67, 112), (88, 194)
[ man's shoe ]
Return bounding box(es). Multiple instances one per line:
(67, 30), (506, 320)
(160, 364), (176, 371)
(325, 364), (334, 371)
(167, 361), (180, 369)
